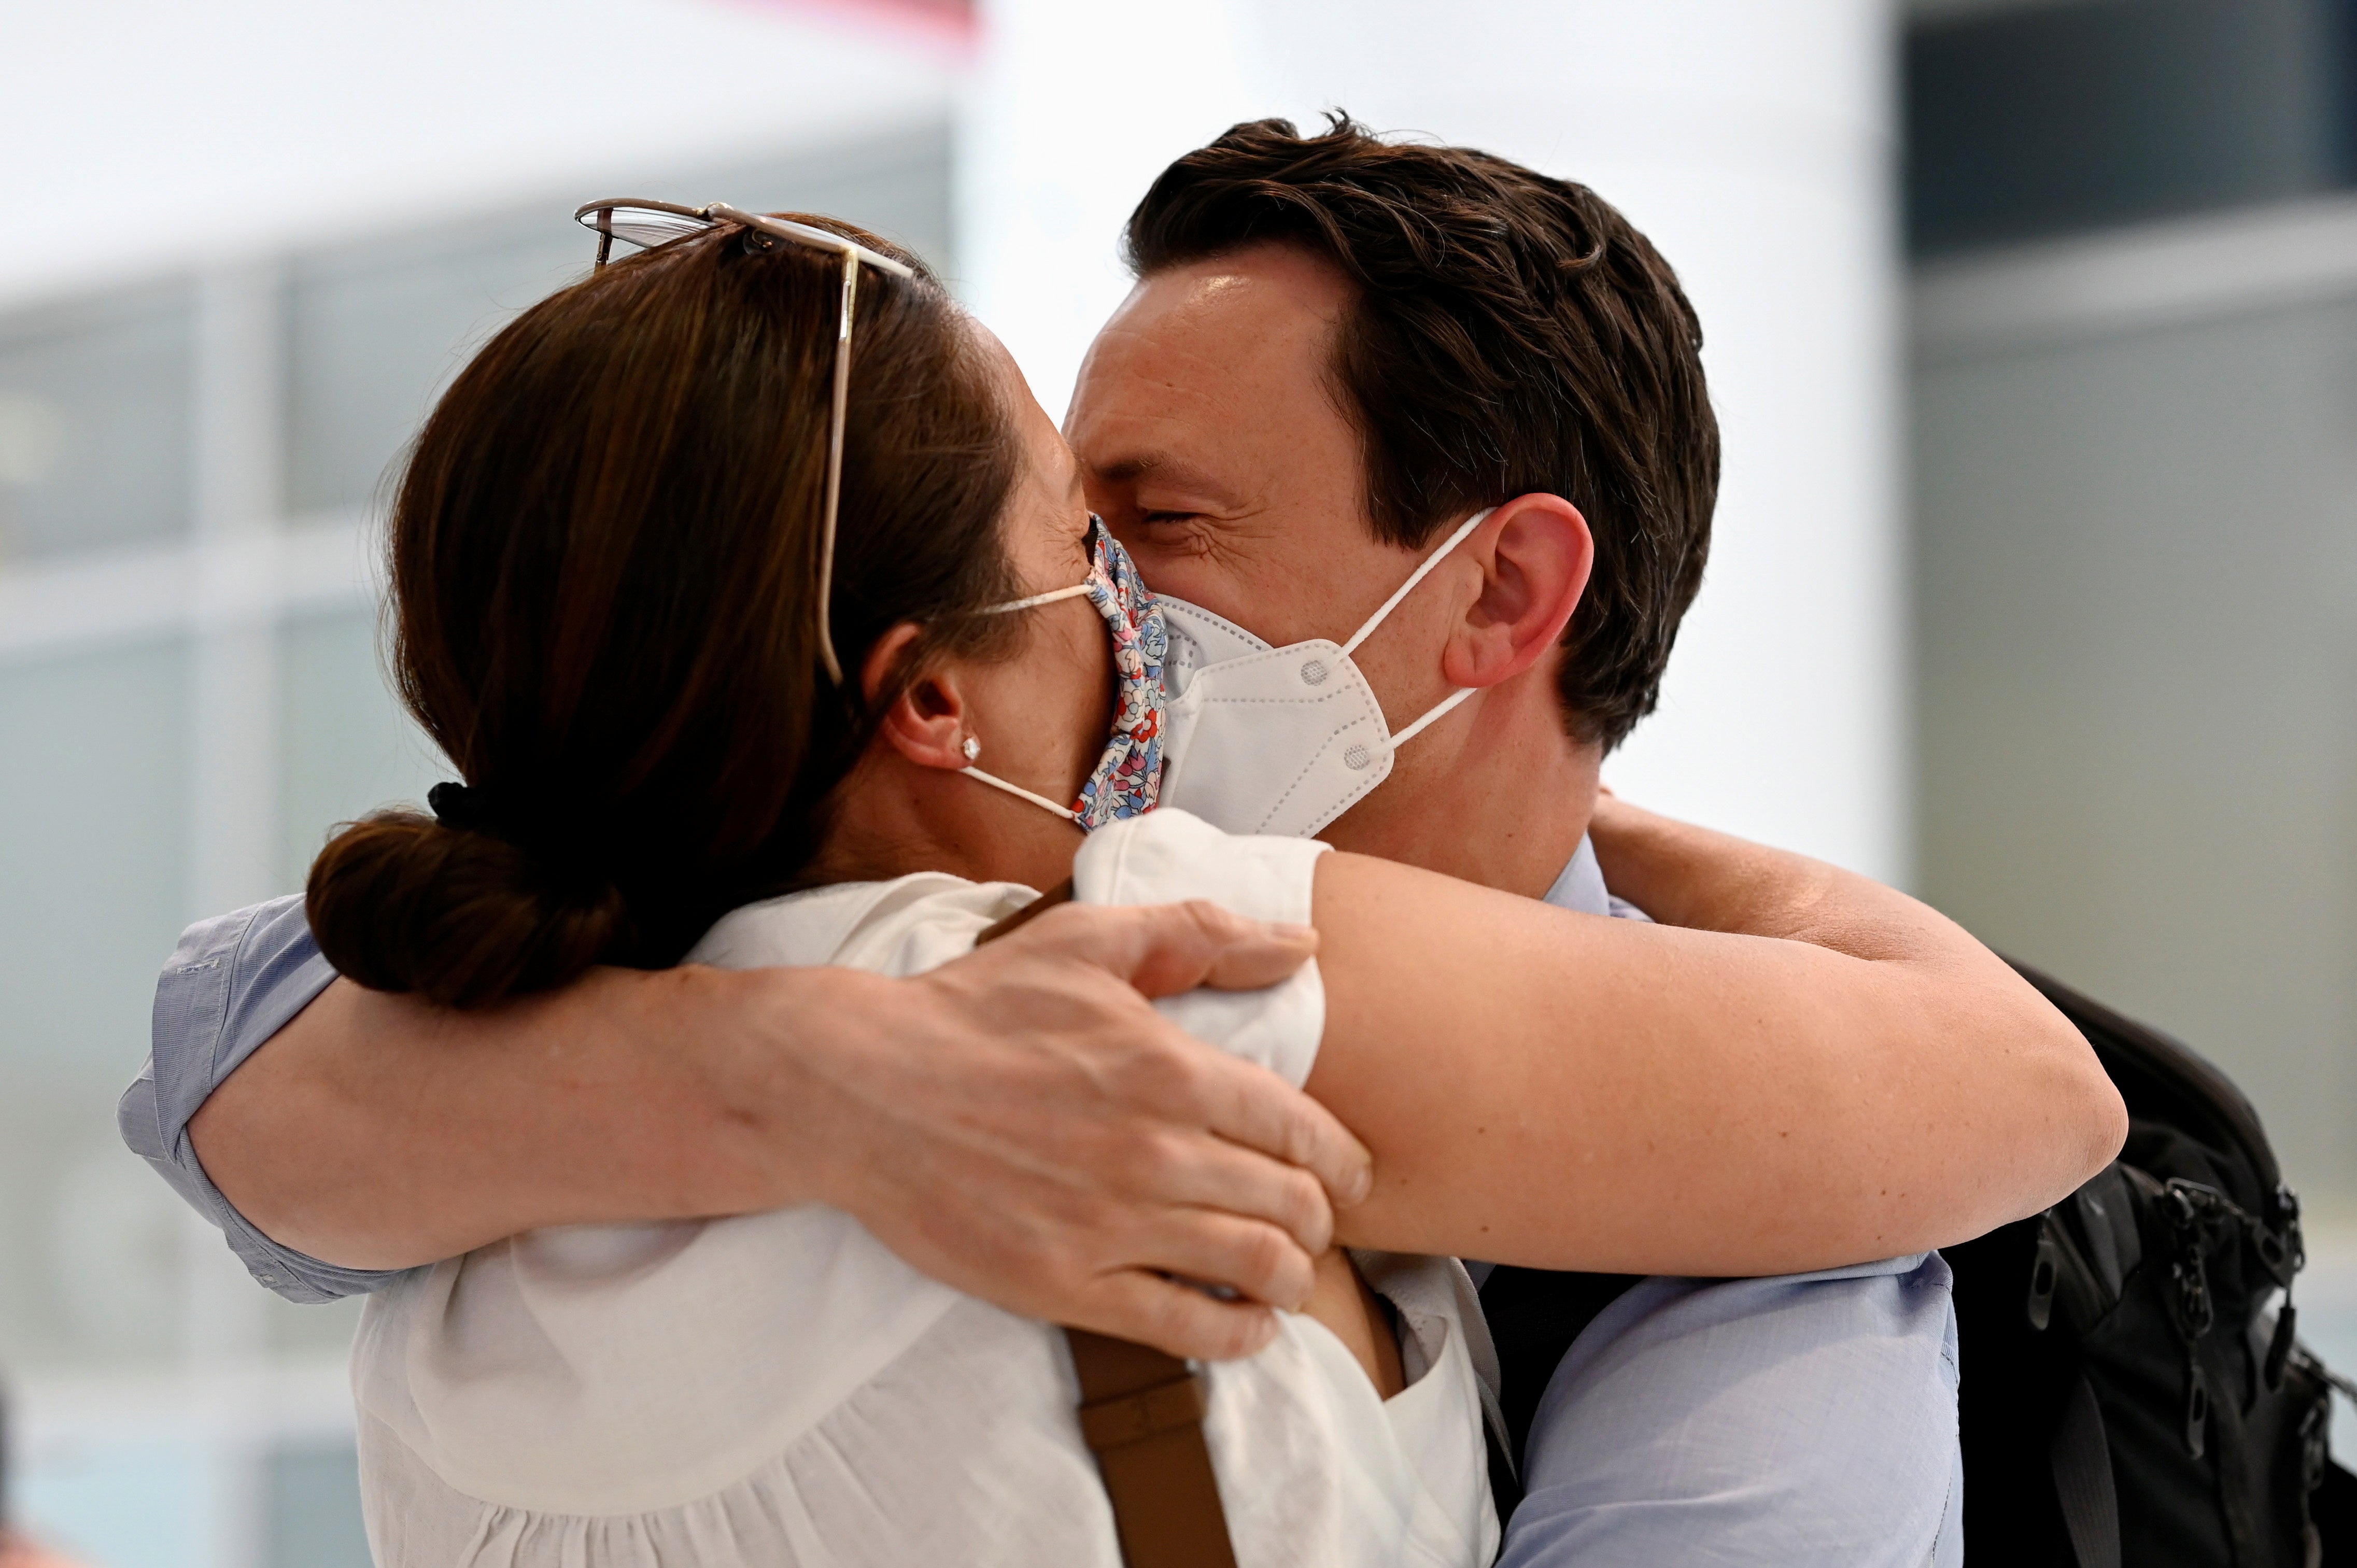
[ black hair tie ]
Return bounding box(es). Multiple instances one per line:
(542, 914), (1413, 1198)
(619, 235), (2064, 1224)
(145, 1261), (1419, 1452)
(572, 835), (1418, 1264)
(428, 782), (614, 900)
(429, 781), (496, 835)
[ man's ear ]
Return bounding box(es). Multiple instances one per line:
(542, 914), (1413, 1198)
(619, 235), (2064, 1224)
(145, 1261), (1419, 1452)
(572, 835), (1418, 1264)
(863, 623), (973, 772)
(1441, 493), (1594, 689)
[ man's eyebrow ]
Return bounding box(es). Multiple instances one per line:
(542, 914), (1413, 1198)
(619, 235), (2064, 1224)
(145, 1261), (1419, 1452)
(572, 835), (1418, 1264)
(1090, 451), (1244, 505)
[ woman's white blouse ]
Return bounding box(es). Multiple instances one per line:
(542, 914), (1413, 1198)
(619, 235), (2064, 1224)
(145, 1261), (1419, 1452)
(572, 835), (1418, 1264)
(351, 809), (1500, 1568)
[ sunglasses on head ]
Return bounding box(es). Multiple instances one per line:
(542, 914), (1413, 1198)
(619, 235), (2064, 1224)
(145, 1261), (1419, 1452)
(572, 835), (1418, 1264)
(574, 199), (917, 687)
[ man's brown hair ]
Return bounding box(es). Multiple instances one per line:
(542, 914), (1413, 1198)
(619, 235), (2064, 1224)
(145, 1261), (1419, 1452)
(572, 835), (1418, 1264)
(1124, 116), (1718, 750)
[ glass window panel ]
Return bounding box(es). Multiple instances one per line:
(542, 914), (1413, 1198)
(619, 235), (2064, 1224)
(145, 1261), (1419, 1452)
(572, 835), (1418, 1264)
(1913, 296), (2357, 1208)
(282, 219), (583, 517)
(16, 1439), (206, 1568)
(1905, 0), (2354, 255)
(277, 607), (446, 890)
(284, 124), (952, 518)
(260, 1271), (365, 1361)
(0, 286), (192, 563)
(265, 1438), (372, 1568)
(0, 638), (192, 1374)
(693, 124), (956, 278)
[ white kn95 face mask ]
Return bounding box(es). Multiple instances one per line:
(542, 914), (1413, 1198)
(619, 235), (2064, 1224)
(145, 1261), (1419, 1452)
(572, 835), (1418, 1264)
(1153, 508), (1490, 839)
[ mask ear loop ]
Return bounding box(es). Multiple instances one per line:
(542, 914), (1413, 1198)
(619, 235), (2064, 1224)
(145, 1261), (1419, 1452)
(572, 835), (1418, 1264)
(960, 766), (1084, 823)
(949, 577), (1099, 823)
(979, 582), (1093, 614)
(1337, 507), (1493, 658)
(1335, 508), (1493, 751)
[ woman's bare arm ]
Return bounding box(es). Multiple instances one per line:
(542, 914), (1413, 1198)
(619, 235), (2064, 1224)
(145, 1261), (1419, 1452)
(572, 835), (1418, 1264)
(1312, 795), (2124, 1274)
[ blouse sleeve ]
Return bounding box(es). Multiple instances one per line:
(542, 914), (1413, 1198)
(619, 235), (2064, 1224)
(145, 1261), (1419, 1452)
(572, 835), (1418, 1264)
(1070, 809), (1330, 1090)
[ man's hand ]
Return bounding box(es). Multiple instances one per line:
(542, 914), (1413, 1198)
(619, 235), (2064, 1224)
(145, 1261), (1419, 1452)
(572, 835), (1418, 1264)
(753, 901), (1369, 1359)
(197, 899), (1365, 1362)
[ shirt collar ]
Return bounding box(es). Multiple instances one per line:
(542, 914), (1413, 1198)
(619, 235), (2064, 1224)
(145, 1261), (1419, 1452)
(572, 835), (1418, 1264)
(1540, 836), (1614, 916)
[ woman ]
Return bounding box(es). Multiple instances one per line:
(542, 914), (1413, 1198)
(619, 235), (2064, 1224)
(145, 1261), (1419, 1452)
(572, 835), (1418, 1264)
(313, 209), (2117, 1565)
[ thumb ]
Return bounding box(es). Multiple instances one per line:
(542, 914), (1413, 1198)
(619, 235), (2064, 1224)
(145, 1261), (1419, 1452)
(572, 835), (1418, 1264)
(1020, 900), (1318, 999)
(1119, 900), (1319, 997)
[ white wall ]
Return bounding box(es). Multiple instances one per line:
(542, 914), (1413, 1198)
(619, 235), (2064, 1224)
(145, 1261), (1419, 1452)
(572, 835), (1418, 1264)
(952, 0), (1260, 416)
(0, 0), (959, 309)
(959, 0), (1909, 882)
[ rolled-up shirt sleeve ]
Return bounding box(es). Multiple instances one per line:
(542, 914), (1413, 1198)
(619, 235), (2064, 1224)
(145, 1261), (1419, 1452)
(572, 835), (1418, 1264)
(118, 895), (413, 1303)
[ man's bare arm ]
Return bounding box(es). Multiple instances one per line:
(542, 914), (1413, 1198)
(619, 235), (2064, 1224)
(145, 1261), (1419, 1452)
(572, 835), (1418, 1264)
(191, 901), (1365, 1361)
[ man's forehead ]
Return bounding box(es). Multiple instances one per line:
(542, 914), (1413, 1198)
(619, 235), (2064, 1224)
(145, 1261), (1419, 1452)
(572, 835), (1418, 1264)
(1107, 247), (1349, 359)
(1072, 247), (1352, 470)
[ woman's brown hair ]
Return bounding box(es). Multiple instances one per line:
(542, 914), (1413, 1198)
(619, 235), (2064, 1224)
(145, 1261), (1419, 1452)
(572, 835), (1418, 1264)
(306, 216), (1022, 1007)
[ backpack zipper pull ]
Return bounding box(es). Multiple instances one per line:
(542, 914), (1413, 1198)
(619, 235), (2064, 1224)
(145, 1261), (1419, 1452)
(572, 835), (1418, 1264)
(2184, 1349), (2211, 1459)
(2164, 1181), (2218, 1458)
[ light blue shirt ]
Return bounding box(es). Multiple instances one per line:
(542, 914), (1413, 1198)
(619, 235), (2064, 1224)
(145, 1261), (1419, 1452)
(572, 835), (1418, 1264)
(1488, 840), (1965, 1568)
(123, 843), (1963, 1566)
(120, 894), (397, 1302)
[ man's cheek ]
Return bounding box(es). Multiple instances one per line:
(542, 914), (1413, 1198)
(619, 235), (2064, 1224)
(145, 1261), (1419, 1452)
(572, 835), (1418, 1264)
(1109, 521), (1289, 632)
(1134, 556), (1246, 620)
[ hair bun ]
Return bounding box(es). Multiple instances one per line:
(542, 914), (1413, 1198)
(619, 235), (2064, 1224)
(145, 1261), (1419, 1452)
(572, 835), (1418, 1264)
(306, 809), (631, 1008)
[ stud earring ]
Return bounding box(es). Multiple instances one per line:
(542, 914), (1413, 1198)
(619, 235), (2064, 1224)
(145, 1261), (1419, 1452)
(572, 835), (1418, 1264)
(962, 736), (981, 761)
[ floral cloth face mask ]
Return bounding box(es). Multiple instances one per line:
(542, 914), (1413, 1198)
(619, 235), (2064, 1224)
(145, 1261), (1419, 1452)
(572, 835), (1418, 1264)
(959, 516), (1166, 829)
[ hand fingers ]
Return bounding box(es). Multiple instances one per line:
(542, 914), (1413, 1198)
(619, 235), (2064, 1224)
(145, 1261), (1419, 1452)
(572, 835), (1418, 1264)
(1198, 916), (1321, 992)
(1024, 900), (1316, 999)
(1130, 1119), (1338, 1254)
(1129, 901), (1318, 996)
(1012, 902), (1372, 1208)
(874, 1163), (1310, 1346)
(1072, 1270), (1282, 1362)
(1185, 1050), (1373, 1211)
(1135, 1208), (1319, 1312)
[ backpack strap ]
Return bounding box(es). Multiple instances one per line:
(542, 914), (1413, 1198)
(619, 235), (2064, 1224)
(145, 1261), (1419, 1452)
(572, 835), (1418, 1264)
(2049, 1372), (2120, 1568)
(1477, 1265), (1644, 1468)
(973, 884), (1239, 1566)
(1064, 1329), (1239, 1568)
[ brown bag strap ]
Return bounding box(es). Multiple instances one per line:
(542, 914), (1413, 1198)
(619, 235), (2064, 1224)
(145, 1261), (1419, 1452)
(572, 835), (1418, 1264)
(973, 877), (1076, 944)
(1064, 1328), (1240, 1568)
(973, 881), (1239, 1565)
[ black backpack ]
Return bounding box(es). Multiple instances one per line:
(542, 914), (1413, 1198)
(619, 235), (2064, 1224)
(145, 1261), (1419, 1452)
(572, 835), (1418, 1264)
(1949, 960), (2357, 1567)
(1480, 962), (2357, 1565)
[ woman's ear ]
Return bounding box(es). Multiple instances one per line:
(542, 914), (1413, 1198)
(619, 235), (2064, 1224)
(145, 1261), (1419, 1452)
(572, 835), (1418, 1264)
(1441, 494), (1594, 689)
(862, 624), (975, 772)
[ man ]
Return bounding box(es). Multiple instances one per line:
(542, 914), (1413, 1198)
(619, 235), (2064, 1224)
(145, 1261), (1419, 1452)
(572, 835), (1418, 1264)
(128, 119), (1958, 1562)
(1078, 118), (1959, 1564)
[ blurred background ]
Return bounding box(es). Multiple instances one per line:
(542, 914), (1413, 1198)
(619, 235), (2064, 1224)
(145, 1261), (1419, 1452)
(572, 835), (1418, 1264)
(0, 0), (2350, 1561)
